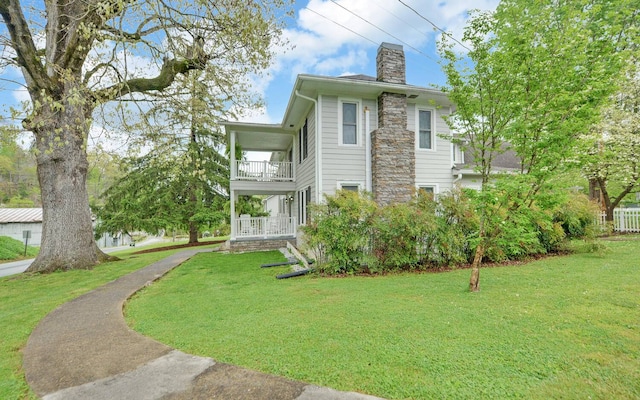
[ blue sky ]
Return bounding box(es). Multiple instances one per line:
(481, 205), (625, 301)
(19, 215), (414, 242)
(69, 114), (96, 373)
(0, 0), (499, 133)
(253, 0), (499, 124)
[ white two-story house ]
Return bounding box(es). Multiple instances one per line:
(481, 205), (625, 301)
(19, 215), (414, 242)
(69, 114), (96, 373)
(223, 43), (473, 251)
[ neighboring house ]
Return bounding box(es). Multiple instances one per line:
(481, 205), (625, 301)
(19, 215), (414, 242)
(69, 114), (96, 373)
(0, 207), (131, 248)
(222, 43), (483, 250)
(452, 145), (522, 190)
(0, 208), (43, 246)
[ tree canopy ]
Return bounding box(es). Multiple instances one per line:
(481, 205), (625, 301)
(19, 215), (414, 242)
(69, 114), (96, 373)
(1, 0), (292, 272)
(439, 0), (638, 291)
(581, 58), (640, 222)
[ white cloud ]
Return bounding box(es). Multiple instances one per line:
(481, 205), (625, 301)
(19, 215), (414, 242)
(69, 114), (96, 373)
(280, 0), (500, 74)
(242, 0), (499, 122)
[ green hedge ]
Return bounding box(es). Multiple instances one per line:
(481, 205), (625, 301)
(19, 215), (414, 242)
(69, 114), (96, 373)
(303, 186), (598, 275)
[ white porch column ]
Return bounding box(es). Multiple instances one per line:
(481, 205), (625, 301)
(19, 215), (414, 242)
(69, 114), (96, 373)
(230, 189), (236, 240)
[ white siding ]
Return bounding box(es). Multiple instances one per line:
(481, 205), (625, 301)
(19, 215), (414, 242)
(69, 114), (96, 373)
(295, 108), (316, 222)
(412, 104), (455, 192)
(459, 176), (482, 191)
(0, 222), (42, 246)
(321, 96), (375, 196)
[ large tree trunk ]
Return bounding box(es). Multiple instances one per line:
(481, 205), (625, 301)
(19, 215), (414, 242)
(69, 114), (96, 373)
(188, 221), (199, 244)
(26, 102), (113, 273)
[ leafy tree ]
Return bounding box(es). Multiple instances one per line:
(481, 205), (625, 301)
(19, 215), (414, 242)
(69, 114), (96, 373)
(439, 0), (636, 291)
(0, 0), (292, 272)
(0, 125), (38, 206)
(581, 59), (640, 223)
(96, 72), (230, 243)
(87, 145), (121, 207)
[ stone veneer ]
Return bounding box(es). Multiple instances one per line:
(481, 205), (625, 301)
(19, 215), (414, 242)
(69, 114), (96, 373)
(371, 43), (415, 206)
(376, 42), (406, 84)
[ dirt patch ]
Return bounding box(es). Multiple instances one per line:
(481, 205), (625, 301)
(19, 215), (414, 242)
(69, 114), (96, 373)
(131, 239), (227, 255)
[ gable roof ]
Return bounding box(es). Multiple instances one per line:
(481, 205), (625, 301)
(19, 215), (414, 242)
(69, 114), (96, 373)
(0, 208), (43, 223)
(279, 73), (453, 130)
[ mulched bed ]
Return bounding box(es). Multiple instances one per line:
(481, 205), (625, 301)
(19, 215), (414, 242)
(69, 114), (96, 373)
(131, 239), (227, 255)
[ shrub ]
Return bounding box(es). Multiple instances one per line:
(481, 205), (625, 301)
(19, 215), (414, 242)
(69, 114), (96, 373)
(430, 188), (478, 266)
(553, 193), (600, 239)
(302, 182), (593, 275)
(303, 190), (377, 274)
(369, 198), (437, 272)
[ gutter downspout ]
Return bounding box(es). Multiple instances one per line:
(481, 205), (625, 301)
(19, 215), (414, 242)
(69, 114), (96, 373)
(364, 107), (372, 192)
(294, 90), (320, 204)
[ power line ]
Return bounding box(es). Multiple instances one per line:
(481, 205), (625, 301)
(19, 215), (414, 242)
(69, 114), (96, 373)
(328, 0), (438, 62)
(396, 0), (470, 51)
(305, 8), (378, 46)
(370, 0), (431, 41)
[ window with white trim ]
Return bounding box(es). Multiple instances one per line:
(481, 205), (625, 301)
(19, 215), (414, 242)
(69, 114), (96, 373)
(418, 185), (437, 198)
(340, 101), (359, 145)
(341, 185), (359, 192)
(338, 181), (362, 192)
(299, 118), (308, 163)
(417, 109), (433, 150)
(298, 186), (311, 225)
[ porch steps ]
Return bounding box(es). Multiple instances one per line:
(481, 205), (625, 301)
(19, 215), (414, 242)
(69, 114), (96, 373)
(276, 244), (314, 279)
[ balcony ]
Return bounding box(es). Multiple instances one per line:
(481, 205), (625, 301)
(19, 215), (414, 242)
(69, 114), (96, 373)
(234, 160), (294, 182)
(234, 215), (296, 239)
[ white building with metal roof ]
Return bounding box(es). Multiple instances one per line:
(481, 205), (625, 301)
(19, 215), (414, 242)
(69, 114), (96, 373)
(0, 208), (43, 246)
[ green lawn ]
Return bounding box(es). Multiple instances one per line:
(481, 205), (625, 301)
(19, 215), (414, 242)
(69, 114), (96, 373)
(126, 240), (640, 399)
(0, 245), (217, 400)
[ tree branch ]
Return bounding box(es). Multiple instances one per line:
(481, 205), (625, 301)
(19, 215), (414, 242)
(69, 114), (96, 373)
(92, 47), (207, 104)
(0, 0), (53, 95)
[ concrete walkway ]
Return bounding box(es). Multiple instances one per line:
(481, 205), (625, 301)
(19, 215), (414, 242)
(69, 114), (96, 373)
(23, 248), (384, 400)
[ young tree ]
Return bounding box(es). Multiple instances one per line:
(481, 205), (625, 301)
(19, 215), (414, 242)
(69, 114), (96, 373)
(439, 10), (515, 292)
(439, 0), (636, 291)
(0, 0), (291, 272)
(581, 60), (640, 223)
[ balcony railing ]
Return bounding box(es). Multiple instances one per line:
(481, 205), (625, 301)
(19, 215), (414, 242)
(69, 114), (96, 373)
(234, 160), (294, 181)
(234, 216), (296, 239)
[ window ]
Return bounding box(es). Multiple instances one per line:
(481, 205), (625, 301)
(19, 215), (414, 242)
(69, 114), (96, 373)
(299, 118), (308, 163)
(419, 186), (435, 194)
(298, 186), (312, 225)
(418, 109), (433, 150)
(418, 185), (437, 198)
(340, 185), (360, 192)
(338, 181), (362, 192)
(341, 101), (358, 145)
(341, 185), (359, 192)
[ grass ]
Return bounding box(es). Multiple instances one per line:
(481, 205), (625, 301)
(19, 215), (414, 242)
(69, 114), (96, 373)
(0, 236), (38, 261)
(0, 243), (220, 400)
(126, 241), (640, 399)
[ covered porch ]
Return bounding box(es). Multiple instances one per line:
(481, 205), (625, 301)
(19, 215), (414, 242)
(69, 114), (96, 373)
(229, 189), (297, 241)
(224, 121), (298, 241)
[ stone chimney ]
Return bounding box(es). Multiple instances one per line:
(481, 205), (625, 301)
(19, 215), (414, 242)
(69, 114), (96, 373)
(376, 42), (406, 84)
(371, 43), (415, 206)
